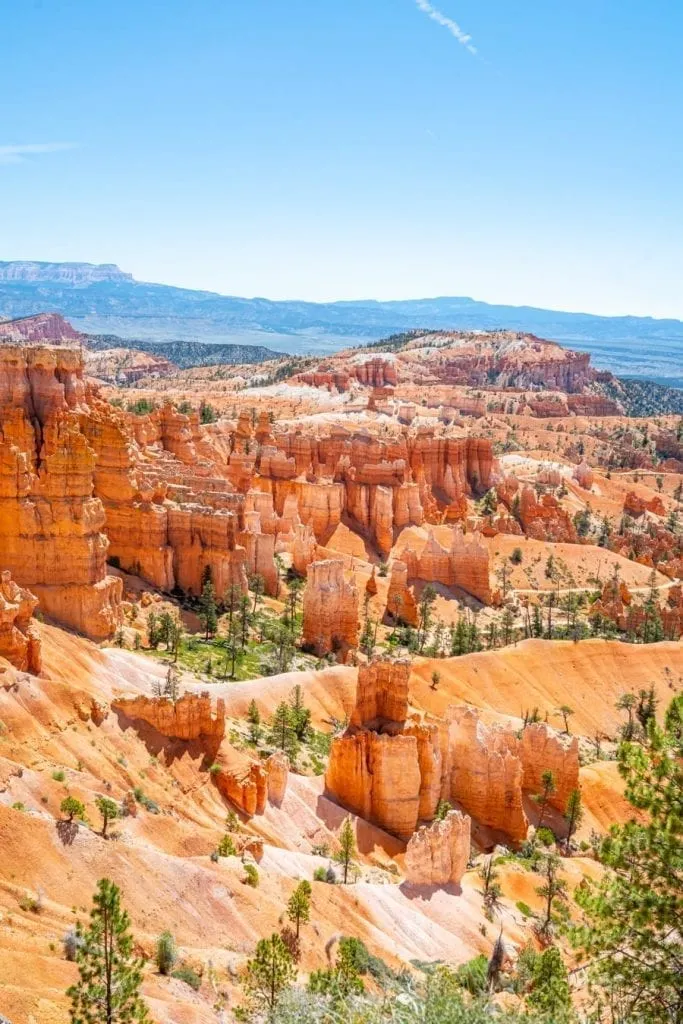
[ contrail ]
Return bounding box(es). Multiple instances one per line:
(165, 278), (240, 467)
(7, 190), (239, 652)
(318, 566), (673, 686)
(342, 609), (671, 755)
(414, 0), (477, 55)
(0, 143), (78, 165)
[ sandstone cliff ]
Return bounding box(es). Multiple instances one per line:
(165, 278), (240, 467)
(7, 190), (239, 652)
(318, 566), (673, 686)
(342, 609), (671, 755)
(302, 559), (359, 657)
(113, 691), (226, 741)
(0, 571), (41, 673)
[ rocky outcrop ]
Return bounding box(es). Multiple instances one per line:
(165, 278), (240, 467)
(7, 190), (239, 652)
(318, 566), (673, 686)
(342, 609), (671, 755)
(573, 462), (594, 490)
(624, 491), (666, 518)
(518, 486), (577, 543)
(0, 346), (122, 638)
(520, 723), (579, 813)
(404, 810), (471, 886)
(0, 572), (41, 673)
(402, 528), (492, 604)
(386, 560), (418, 625)
(447, 706), (528, 842)
(325, 729), (422, 840)
(213, 755), (268, 817)
(113, 692), (226, 741)
(266, 751), (289, 806)
(302, 559), (358, 657)
(350, 657), (410, 729)
(0, 312), (81, 343)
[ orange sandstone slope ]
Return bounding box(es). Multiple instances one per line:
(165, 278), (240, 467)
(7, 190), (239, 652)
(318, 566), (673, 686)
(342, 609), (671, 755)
(410, 638), (683, 737)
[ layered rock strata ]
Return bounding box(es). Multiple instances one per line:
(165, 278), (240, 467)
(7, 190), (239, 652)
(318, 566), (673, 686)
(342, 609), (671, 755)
(0, 572), (41, 673)
(0, 346), (122, 638)
(302, 559), (359, 657)
(404, 810), (471, 886)
(112, 692), (226, 741)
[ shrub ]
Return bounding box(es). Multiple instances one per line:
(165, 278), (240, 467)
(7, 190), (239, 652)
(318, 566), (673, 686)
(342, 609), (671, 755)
(63, 927), (80, 961)
(510, 547), (523, 565)
(243, 863), (259, 887)
(60, 796), (86, 822)
(453, 954), (488, 995)
(52, 769), (66, 783)
(217, 834), (237, 857)
(516, 900), (533, 918)
(313, 866), (337, 883)
(156, 931), (177, 975)
(536, 826), (556, 847)
(172, 966), (201, 991)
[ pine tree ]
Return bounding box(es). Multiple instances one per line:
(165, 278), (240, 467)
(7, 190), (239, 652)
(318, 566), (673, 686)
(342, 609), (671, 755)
(478, 856), (502, 919)
(61, 796), (85, 823)
(95, 796), (119, 838)
(533, 769), (557, 829)
(289, 685), (311, 741)
(335, 816), (357, 884)
(67, 878), (149, 1023)
(563, 787), (583, 854)
(244, 933), (295, 1015)
(199, 580), (217, 640)
(526, 947), (572, 1019)
(287, 880), (312, 939)
(572, 695), (683, 1023)
(270, 702), (298, 758)
(536, 852), (567, 938)
(247, 699), (261, 744)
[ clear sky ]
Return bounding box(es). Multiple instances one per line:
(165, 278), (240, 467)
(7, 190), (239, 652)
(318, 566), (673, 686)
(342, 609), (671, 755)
(3, 0), (682, 317)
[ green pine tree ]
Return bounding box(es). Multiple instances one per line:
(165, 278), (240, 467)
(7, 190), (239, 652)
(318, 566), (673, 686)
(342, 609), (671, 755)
(67, 878), (149, 1023)
(287, 879), (312, 939)
(572, 695), (683, 1024)
(244, 933), (296, 1015)
(335, 816), (357, 884)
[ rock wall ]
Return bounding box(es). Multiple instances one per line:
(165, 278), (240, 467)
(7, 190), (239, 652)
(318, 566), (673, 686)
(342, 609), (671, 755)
(350, 657), (410, 729)
(0, 571), (41, 673)
(113, 692), (226, 741)
(302, 559), (359, 657)
(446, 706), (528, 842)
(0, 346), (122, 638)
(402, 527), (492, 604)
(520, 723), (579, 813)
(325, 729), (422, 840)
(404, 810), (471, 886)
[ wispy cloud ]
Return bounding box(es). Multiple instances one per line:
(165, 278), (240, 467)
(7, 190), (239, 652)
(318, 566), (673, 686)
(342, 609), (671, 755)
(414, 0), (477, 55)
(0, 142), (78, 165)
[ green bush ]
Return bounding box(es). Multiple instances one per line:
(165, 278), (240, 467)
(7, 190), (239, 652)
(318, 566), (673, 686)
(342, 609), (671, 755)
(453, 954), (488, 995)
(515, 900), (533, 918)
(217, 834), (237, 857)
(243, 863), (259, 887)
(156, 931), (177, 975)
(536, 826), (556, 847)
(52, 769), (66, 783)
(172, 966), (201, 991)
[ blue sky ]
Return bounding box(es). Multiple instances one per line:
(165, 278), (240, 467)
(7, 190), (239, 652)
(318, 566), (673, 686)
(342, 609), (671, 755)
(3, 0), (682, 316)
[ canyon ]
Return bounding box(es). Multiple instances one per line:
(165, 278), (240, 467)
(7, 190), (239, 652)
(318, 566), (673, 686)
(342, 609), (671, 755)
(0, 317), (681, 1023)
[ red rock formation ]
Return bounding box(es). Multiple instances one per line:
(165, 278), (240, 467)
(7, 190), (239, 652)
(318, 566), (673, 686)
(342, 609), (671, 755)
(404, 810), (471, 886)
(0, 312), (81, 343)
(386, 560), (418, 626)
(302, 559), (359, 657)
(325, 729), (422, 840)
(519, 486), (577, 543)
(573, 462), (594, 490)
(0, 572), (41, 673)
(624, 491), (666, 518)
(402, 528), (492, 604)
(113, 692), (226, 741)
(213, 752), (268, 817)
(520, 723), (579, 813)
(446, 706), (528, 842)
(350, 657), (410, 729)
(266, 751), (289, 806)
(0, 346), (122, 638)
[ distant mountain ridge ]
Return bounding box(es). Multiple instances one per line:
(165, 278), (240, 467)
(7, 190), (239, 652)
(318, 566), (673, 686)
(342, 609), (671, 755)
(1, 260), (683, 385)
